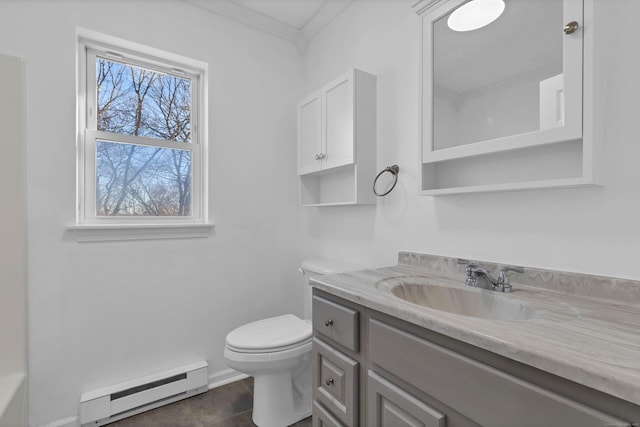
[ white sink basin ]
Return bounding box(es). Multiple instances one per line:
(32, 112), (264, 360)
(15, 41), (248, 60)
(386, 279), (538, 321)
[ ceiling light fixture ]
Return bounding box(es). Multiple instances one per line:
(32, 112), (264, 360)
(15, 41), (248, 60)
(447, 0), (505, 32)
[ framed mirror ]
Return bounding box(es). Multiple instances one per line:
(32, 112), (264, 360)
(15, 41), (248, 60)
(422, 0), (583, 163)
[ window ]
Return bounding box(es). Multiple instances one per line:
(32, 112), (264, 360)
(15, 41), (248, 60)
(77, 32), (208, 230)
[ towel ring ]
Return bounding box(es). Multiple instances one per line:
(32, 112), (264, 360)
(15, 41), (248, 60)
(373, 165), (399, 197)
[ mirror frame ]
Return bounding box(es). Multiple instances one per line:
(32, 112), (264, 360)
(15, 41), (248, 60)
(412, 0), (602, 195)
(421, 0), (583, 164)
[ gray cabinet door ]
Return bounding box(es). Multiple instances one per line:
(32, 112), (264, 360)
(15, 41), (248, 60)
(313, 401), (346, 427)
(368, 370), (446, 427)
(369, 318), (630, 427)
(313, 338), (359, 426)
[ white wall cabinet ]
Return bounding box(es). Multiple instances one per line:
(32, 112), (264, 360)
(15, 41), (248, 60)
(298, 69), (376, 206)
(414, 0), (604, 195)
(298, 91), (323, 175)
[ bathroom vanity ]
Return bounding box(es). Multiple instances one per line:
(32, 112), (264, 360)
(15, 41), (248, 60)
(310, 253), (640, 426)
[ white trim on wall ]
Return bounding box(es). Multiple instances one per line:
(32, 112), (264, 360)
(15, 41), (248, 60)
(40, 368), (249, 427)
(181, 0), (353, 51)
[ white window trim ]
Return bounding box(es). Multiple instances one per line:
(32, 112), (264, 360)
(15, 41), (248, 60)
(73, 28), (212, 240)
(67, 223), (214, 242)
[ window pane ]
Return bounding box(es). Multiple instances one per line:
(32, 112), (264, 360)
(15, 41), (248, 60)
(96, 140), (192, 216)
(96, 58), (191, 143)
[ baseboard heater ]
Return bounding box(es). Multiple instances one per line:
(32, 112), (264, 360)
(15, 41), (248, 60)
(79, 361), (208, 426)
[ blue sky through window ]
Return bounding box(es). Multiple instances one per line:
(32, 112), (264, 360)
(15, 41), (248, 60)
(95, 58), (193, 216)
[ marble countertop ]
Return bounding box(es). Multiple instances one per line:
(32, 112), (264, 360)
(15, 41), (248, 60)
(310, 254), (640, 406)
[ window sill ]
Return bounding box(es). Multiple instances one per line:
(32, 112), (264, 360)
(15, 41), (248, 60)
(67, 223), (215, 242)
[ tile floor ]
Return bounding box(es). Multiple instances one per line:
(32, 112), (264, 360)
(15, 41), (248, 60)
(108, 377), (312, 427)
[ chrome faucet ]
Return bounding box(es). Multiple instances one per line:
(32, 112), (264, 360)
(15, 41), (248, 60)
(463, 263), (524, 293)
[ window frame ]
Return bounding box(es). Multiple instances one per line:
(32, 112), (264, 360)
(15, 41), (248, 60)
(76, 31), (209, 228)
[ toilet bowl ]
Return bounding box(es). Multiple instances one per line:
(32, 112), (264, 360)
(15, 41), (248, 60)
(224, 258), (363, 427)
(225, 314), (312, 427)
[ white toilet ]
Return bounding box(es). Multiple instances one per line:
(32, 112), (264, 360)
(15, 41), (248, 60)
(224, 258), (363, 427)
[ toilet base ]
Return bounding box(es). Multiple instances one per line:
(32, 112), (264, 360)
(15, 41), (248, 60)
(252, 371), (311, 427)
(225, 343), (312, 427)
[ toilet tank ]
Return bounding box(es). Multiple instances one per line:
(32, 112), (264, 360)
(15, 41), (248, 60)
(300, 258), (364, 320)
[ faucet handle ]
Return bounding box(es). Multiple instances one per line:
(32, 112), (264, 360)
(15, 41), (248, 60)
(463, 264), (480, 286)
(464, 263), (479, 275)
(498, 265), (525, 291)
(500, 265), (525, 275)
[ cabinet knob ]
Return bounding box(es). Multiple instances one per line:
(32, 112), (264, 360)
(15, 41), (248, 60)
(564, 21), (579, 34)
(325, 378), (334, 386)
(314, 154), (320, 160)
(325, 319), (334, 327)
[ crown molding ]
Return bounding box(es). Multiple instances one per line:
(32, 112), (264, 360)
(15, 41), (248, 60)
(181, 0), (353, 52)
(301, 0), (353, 42)
(412, 0), (448, 15)
(182, 0), (299, 43)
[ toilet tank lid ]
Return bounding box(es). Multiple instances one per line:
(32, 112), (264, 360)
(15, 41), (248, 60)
(301, 258), (365, 275)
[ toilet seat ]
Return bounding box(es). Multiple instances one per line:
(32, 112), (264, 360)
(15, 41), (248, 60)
(226, 314), (312, 354)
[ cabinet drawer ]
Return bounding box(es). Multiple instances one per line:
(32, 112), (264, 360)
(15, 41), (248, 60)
(313, 401), (346, 427)
(368, 370), (446, 427)
(369, 318), (629, 427)
(313, 295), (359, 352)
(313, 338), (358, 426)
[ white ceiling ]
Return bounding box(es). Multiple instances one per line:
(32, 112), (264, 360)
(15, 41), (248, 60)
(182, 0), (353, 49)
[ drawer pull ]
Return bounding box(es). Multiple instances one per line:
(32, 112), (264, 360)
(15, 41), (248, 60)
(325, 319), (334, 327)
(325, 377), (334, 386)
